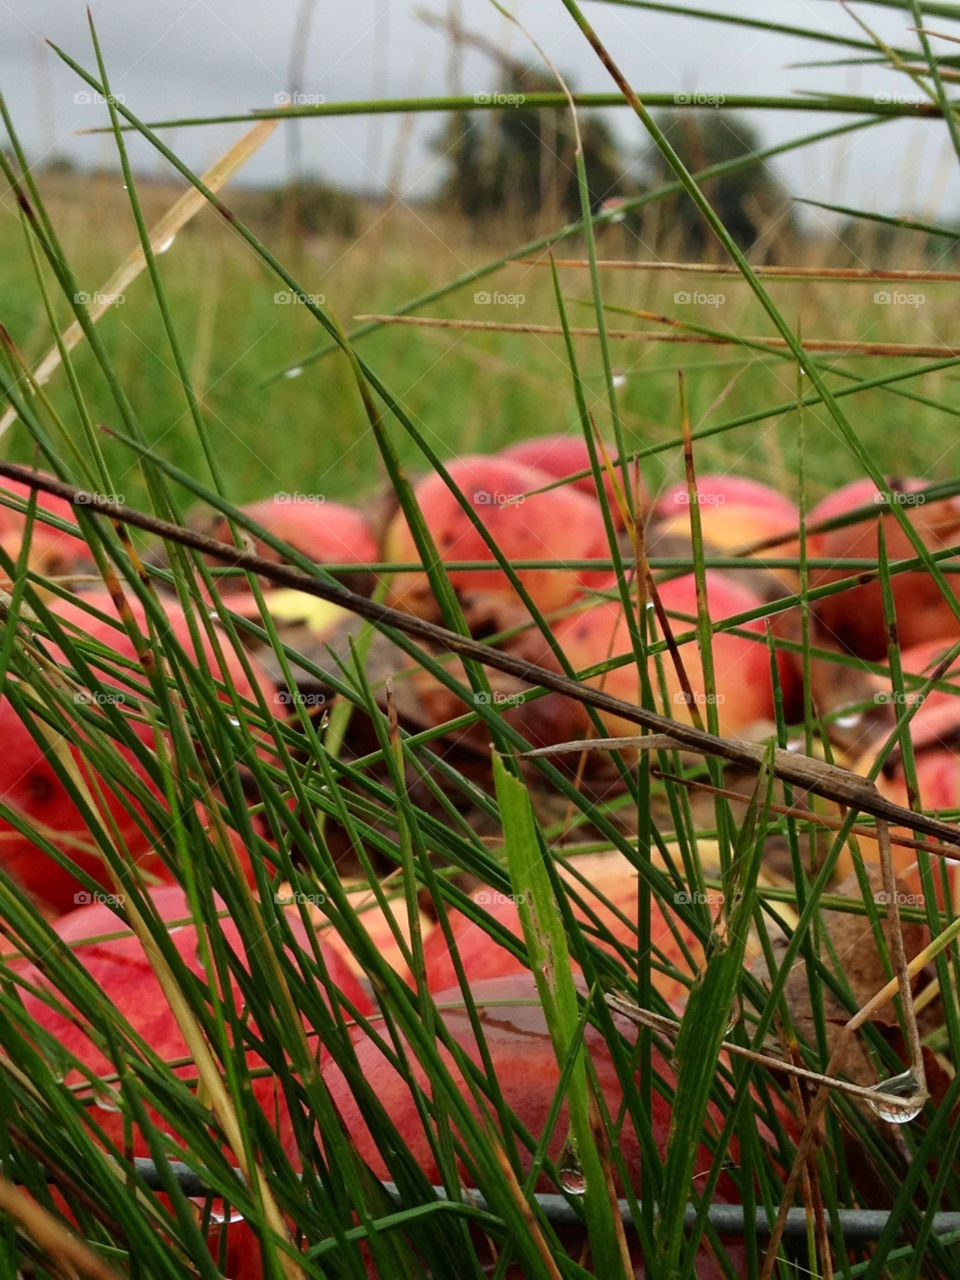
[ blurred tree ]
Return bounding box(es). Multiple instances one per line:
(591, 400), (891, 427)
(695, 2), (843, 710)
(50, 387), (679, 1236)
(434, 65), (634, 226)
(642, 111), (795, 259)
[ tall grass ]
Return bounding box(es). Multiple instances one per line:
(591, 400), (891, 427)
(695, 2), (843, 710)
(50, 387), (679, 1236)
(1, 2), (960, 1277)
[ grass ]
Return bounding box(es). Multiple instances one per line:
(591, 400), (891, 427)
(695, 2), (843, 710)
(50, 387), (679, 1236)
(2, 1), (960, 1276)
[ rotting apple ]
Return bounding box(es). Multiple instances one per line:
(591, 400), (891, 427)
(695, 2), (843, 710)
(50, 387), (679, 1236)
(322, 972), (752, 1278)
(0, 591), (280, 913)
(552, 571), (793, 742)
(15, 883), (372, 1280)
(383, 456), (613, 620)
(498, 434), (645, 528)
(649, 474), (800, 597)
(418, 853), (704, 1003)
(808, 476), (960, 659)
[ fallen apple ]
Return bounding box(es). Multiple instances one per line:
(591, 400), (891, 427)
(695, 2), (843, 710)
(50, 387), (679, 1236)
(0, 473), (95, 587)
(552, 571), (791, 741)
(16, 883), (372, 1280)
(420, 853), (703, 1003)
(650, 474), (800, 596)
(322, 972), (750, 1278)
(0, 591), (279, 913)
(498, 434), (645, 528)
(384, 456), (613, 620)
(808, 477), (960, 659)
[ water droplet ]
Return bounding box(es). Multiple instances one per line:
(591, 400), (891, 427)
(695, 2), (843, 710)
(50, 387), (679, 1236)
(209, 1205), (245, 1225)
(156, 235), (175, 255)
(866, 1069), (924, 1124)
(208, 610), (220, 622)
(318, 711), (330, 730)
(612, 370), (627, 389)
(786, 738), (804, 753)
(94, 1087), (121, 1113)
(834, 711), (863, 731)
(227, 715), (241, 727)
(558, 1141), (585, 1195)
(284, 365), (304, 380)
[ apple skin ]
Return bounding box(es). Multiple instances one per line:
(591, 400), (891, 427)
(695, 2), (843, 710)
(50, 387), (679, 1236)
(322, 972), (748, 1278)
(650, 475), (800, 596)
(552, 572), (792, 741)
(17, 884), (372, 1280)
(383, 456), (613, 620)
(208, 497), (379, 600)
(0, 474), (95, 586)
(420, 854), (702, 1004)
(808, 477), (960, 659)
(498, 434), (645, 528)
(0, 591), (278, 913)
(839, 640), (960, 901)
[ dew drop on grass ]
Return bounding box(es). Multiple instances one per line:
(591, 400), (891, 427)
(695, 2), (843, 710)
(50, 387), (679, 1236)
(558, 1141), (585, 1196)
(834, 711), (863, 731)
(156, 236), (175, 255)
(866, 1069), (924, 1124)
(228, 716), (241, 727)
(208, 610), (220, 622)
(284, 365), (304, 380)
(94, 1087), (121, 1113)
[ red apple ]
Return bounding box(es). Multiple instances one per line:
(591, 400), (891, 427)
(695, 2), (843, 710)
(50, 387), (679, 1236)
(207, 497), (379, 608)
(0, 474), (95, 586)
(421, 854), (703, 1003)
(0, 591), (279, 912)
(322, 972), (749, 1278)
(384, 456), (613, 619)
(16, 884), (372, 1279)
(651, 475), (800, 595)
(553, 572), (790, 741)
(808, 477), (960, 659)
(498, 434), (645, 528)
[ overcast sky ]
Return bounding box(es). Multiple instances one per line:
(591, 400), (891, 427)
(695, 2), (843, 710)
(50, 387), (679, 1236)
(2, 1), (959, 227)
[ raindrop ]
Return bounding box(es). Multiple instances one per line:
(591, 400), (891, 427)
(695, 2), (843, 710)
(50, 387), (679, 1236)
(786, 738), (804, 753)
(208, 610), (220, 622)
(94, 1087), (121, 1113)
(227, 716), (241, 727)
(866, 1070), (924, 1124)
(612, 369), (627, 389)
(558, 1141), (585, 1196)
(319, 711), (330, 730)
(284, 365), (304, 380)
(156, 236), (175, 255)
(834, 711), (863, 731)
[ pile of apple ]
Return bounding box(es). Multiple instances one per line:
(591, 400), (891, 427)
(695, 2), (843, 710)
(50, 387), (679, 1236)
(3, 449), (959, 1274)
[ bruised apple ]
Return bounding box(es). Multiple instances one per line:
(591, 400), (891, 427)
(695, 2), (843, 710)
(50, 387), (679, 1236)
(0, 591), (278, 913)
(0, 473), (95, 586)
(808, 477), (960, 659)
(16, 884), (372, 1279)
(498, 434), (645, 528)
(553, 572), (790, 741)
(384, 456), (612, 619)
